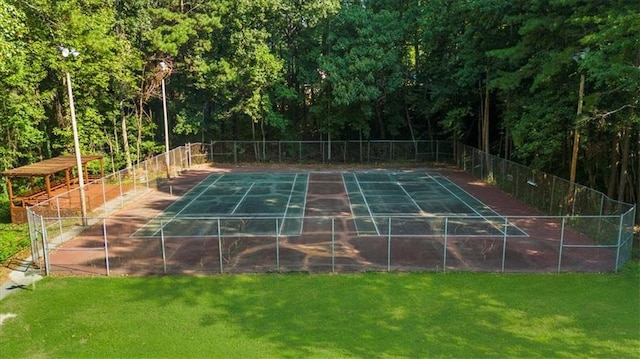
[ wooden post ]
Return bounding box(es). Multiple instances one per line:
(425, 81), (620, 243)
(65, 169), (71, 191)
(6, 177), (14, 207)
(45, 174), (52, 199)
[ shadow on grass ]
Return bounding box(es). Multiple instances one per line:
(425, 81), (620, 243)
(121, 271), (639, 358)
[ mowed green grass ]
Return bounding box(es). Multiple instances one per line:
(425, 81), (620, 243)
(1, 268), (638, 358)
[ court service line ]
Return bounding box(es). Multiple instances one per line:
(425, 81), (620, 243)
(428, 173), (506, 235)
(230, 182), (256, 214)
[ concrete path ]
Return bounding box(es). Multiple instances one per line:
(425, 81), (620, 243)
(0, 258), (42, 301)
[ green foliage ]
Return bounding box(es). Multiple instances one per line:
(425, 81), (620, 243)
(0, 0), (636, 208)
(0, 198), (29, 263)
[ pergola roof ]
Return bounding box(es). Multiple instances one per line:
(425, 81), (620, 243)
(1, 155), (103, 178)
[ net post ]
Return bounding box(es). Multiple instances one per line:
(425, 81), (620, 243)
(557, 217), (566, 273)
(387, 217), (392, 272)
(103, 219), (110, 276)
(501, 217), (508, 273)
(443, 217), (448, 273)
(217, 219), (223, 274)
(160, 219), (167, 274)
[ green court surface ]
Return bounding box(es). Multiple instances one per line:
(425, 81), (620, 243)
(133, 173), (308, 237)
(343, 172), (526, 236)
(132, 171), (527, 238)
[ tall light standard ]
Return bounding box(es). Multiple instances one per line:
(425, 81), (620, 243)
(159, 61), (171, 178)
(58, 46), (87, 226)
(568, 48), (588, 214)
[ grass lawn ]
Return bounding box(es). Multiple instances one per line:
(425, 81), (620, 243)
(1, 267), (639, 358)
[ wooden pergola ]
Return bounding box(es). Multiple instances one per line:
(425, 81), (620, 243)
(1, 155), (104, 223)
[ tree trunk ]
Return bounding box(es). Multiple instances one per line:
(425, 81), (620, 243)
(121, 100), (133, 171)
(617, 124), (630, 203)
(606, 131), (620, 201)
(569, 73), (585, 213)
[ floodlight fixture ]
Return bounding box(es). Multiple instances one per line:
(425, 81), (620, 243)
(58, 45), (87, 225)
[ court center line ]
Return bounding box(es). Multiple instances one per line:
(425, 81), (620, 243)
(231, 182), (255, 214)
(352, 173), (381, 235)
(395, 179), (424, 214)
(342, 173), (364, 234)
(280, 173), (300, 234)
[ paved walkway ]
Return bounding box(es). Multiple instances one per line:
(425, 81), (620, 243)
(0, 258), (42, 301)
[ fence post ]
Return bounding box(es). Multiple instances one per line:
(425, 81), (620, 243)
(118, 171), (124, 208)
(103, 220), (110, 276)
(101, 179), (108, 216)
(56, 197), (63, 239)
(331, 218), (335, 273)
(40, 215), (50, 276)
(443, 217), (448, 273)
(557, 217), (566, 273)
(501, 217), (508, 273)
(614, 214), (626, 273)
(233, 141), (238, 164)
(276, 218), (280, 271)
(217, 219), (223, 274)
(160, 219), (167, 274)
(550, 177), (556, 214)
(27, 210), (40, 269)
(387, 217), (392, 272)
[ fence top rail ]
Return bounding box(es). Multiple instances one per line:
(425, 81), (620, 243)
(35, 214), (626, 221)
(459, 143), (636, 213)
(210, 140), (447, 144)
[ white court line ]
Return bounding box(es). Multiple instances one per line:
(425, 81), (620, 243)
(342, 173), (363, 233)
(352, 173), (381, 235)
(428, 173), (507, 235)
(279, 173), (303, 235)
(131, 174), (226, 237)
(395, 179), (424, 214)
(230, 182), (255, 214)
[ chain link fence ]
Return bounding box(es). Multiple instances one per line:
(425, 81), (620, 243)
(455, 143), (636, 268)
(25, 141), (636, 275)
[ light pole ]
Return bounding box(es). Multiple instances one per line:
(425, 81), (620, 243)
(159, 61), (170, 178)
(569, 49), (588, 213)
(58, 46), (87, 226)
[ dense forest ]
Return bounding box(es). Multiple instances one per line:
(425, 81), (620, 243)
(0, 0), (638, 212)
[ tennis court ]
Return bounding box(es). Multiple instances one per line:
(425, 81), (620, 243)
(344, 171), (527, 237)
(129, 170), (526, 239)
(29, 143), (633, 275)
(132, 173), (308, 237)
